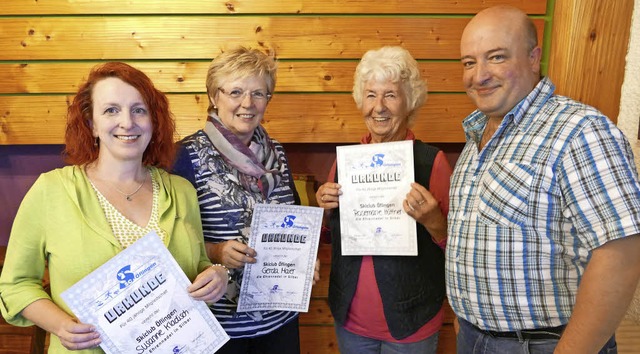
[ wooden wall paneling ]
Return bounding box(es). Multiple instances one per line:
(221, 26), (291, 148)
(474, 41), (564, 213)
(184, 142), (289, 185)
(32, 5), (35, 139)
(0, 326), (46, 354)
(0, 96), (69, 145)
(154, 94), (474, 143)
(299, 299), (334, 325)
(310, 264), (331, 299)
(1, 0), (547, 15)
(0, 17), (544, 60)
(0, 334), (33, 354)
(299, 326), (340, 354)
(437, 324), (456, 354)
(0, 62), (465, 94)
(0, 12), (545, 145)
(548, 0), (634, 122)
(616, 319), (640, 353)
(0, 94), (472, 144)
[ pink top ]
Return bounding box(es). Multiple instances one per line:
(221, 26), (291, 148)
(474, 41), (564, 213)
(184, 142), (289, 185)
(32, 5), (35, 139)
(330, 131), (452, 342)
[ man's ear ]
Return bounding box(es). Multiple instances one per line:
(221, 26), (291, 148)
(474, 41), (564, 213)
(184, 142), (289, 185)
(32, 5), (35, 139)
(529, 47), (542, 74)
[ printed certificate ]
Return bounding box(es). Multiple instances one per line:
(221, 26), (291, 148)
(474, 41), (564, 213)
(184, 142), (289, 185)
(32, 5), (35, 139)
(61, 231), (229, 354)
(237, 204), (323, 312)
(336, 140), (417, 255)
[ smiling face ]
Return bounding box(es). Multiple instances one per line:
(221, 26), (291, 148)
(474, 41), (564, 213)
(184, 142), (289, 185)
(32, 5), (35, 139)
(361, 79), (409, 143)
(91, 77), (153, 165)
(460, 7), (541, 119)
(211, 75), (270, 145)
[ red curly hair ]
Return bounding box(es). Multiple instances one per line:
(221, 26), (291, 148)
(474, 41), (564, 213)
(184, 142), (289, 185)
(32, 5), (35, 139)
(64, 62), (176, 169)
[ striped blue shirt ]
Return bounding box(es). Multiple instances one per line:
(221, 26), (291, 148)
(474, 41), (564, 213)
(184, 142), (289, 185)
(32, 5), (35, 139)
(446, 77), (640, 332)
(173, 130), (298, 338)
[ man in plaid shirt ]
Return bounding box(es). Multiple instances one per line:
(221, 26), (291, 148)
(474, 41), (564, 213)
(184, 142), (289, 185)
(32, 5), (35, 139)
(447, 5), (640, 354)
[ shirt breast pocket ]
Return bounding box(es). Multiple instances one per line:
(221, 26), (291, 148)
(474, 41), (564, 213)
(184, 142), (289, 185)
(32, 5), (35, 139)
(477, 162), (534, 228)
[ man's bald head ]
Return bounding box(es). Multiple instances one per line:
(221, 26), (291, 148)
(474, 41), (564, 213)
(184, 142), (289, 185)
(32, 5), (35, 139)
(467, 6), (538, 51)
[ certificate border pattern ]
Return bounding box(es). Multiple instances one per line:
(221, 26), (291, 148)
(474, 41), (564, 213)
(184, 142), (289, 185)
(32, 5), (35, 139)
(61, 232), (229, 354)
(238, 204), (323, 312)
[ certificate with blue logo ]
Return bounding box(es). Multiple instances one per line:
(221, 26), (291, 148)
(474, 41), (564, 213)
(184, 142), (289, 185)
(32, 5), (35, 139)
(336, 140), (417, 255)
(60, 231), (229, 354)
(237, 204), (323, 312)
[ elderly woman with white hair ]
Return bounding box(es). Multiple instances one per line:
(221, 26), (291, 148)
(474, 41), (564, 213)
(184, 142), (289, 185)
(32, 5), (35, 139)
(315, 46), (452, 354)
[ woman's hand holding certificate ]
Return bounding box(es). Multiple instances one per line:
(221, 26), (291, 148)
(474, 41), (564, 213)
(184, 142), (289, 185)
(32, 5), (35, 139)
(61, 232), (229, 354)
(237, 204), (324, 313)
(336, 140), (418, 256)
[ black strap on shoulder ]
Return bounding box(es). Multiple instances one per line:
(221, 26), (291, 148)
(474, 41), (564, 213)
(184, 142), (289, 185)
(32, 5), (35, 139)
(413, 139), (439, 189)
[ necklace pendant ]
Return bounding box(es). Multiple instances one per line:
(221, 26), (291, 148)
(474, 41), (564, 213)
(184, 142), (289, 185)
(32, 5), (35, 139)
(126, 195), (132, 201)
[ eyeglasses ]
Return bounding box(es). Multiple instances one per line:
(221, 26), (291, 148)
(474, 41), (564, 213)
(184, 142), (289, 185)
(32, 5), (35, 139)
(218, 87), (272, 102)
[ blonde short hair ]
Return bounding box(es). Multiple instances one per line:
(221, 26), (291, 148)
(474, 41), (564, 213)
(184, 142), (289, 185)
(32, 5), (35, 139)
(206, 46), (278, 113)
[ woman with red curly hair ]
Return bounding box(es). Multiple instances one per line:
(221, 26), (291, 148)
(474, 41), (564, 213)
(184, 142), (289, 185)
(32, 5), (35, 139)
(0, 62), (228, 353)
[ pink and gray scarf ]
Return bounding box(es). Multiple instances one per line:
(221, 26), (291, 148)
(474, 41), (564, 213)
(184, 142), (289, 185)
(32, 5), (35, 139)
(204, 114), (283, 198)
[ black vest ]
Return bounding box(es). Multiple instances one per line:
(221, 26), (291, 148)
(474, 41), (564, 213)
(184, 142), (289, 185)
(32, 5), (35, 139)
(328, 140), (446, 340)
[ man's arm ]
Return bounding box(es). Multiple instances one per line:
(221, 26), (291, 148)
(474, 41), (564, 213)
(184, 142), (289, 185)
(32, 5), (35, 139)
(555, 234), (640, 353)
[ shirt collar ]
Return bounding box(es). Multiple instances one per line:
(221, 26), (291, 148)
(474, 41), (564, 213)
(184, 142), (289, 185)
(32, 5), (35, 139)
(461, 77), (556, 143)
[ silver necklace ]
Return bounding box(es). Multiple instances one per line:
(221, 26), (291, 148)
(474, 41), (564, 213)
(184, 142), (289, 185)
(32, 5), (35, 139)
(110, 171), (148, 201)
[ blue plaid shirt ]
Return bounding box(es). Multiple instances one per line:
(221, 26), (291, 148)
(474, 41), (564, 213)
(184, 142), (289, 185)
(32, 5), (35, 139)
(446, 77), (640, 332)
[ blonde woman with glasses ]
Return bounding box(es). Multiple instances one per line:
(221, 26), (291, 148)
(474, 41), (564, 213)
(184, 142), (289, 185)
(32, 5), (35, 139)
(172, 46), (314, 354)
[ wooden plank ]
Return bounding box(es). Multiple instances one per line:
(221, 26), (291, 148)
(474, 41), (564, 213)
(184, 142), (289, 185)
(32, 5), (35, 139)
(437, 324), (456, 354)
(0, 311), (48, 354)
(548, 0), (633, 122)
(299, 325), (340, 354)
(0, 95), (70, 145)
(0, 17), (544, 60)
(300, 299), (334, 325)
(311, 264), (331, 298)
(294, 176), (319, 207)
(0, 93), (471, 145)
(2, 0), (547, 15)
(0, 323), (39, 337)
(443, 300), (456, 324)
(317, 243), (331, 265)
(183, 94), (471, 143)
(0, 61), (465, 94)
(615, 320), (640, 354)
(0, 246), (6, 266)
(0, 336), (32, 354)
